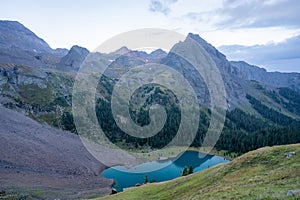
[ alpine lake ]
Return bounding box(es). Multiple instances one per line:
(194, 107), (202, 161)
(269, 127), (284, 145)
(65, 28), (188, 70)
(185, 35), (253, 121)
(102, 150), (229, 191)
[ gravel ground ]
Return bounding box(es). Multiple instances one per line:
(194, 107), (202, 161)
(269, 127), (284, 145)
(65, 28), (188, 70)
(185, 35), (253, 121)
(0, 105), (137, 199)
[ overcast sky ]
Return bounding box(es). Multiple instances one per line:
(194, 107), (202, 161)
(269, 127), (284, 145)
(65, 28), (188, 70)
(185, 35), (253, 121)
(0, 0), (299, 72)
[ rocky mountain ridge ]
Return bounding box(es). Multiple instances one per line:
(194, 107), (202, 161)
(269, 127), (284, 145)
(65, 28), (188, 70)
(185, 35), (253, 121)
(0, 20), (300, 199)
(231, 61), (300, 92)
(1, 20), (300, 118)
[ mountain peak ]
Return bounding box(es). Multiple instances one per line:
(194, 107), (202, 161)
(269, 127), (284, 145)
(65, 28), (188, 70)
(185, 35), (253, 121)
(186, 33), (217, 51)
(113, 46), (131, 55)
(0, 20), (23, 26)
(185, 32), (228, 62)
(150, 48), (166, 54)
(69, 45), (89, 54)
(0, 20), (53, 54)
(149, 49), (167, 60)
(187, 33), (207, 44)
(59, 45), (89, 70)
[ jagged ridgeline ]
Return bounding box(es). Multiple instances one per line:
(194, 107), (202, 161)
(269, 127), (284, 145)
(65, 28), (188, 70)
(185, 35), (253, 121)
(0, 21), (300, 155)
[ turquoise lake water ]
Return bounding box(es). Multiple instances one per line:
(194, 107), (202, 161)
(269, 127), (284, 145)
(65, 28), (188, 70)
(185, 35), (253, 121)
(102, 151), (229, 191)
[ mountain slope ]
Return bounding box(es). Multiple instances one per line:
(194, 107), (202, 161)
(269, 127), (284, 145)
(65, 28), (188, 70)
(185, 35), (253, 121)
(161, 33), (248, 108)
(59, 45), (89, 70)
(231, 61), (300, 93)
(0, 105), (111, 199)
(98, 144), (300, 200)
(0, 20), (67, 67)
(0, 20), (52, 53)
(0, 21), (299, 155)
(0, 105), (139, 199)
(0, 20), (300, 199)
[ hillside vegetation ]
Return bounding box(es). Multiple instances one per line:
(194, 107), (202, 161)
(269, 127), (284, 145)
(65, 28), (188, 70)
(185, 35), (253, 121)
(1, 22), (300, 156)
(98, 144), (300, 200)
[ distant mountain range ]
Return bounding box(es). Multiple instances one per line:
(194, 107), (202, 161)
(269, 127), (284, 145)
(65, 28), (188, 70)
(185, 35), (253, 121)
(0, 20), (299, 93)
(0, 19), (299, 127)
(0, 20), (300, 198)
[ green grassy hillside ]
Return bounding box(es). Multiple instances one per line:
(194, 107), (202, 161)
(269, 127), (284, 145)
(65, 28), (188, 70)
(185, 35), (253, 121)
(98, 144), (300, 200)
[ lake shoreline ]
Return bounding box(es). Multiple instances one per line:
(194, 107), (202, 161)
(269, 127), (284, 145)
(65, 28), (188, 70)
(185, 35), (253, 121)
(102, 150), (229, 192)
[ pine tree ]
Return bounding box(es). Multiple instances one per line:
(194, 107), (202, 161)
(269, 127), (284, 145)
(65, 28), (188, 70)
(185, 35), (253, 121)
(188, 165), (194, 174)
(182, 166), (188, 176)
(144, 175), (148, 184)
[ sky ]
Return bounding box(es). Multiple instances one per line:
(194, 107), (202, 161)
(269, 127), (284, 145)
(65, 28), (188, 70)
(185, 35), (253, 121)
(0, 0), (299, 72)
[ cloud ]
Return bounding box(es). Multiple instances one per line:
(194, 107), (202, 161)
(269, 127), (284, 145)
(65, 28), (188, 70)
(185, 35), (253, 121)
(219, 34), (300, 72)
(216, 0), (300, 29)
(149, 0), (178, 15)
(146, 0), (300, 70)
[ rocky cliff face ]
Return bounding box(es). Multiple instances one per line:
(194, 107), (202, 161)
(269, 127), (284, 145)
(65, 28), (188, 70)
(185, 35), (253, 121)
(160, 33), (249, 108)
(59, 45), (89, 70)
